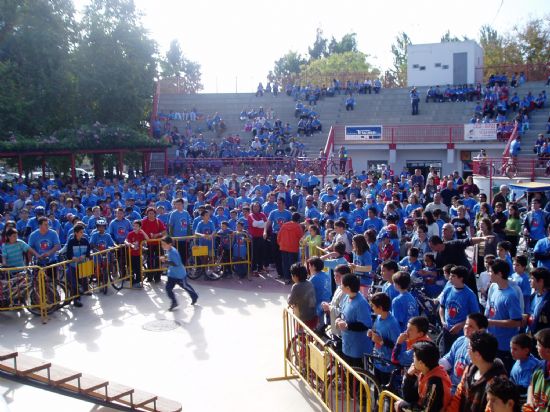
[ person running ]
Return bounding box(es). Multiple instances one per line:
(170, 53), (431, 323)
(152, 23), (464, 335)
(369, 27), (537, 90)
(160, 236), (198, 311)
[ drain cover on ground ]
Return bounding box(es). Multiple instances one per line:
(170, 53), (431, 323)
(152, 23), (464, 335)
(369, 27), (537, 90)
(142, 319), (181, 332)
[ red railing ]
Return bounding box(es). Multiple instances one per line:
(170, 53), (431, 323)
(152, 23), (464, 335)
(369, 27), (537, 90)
(472, 157), (540, 182)
(332, 124), (467, 144)
(502, 123), (519, 157)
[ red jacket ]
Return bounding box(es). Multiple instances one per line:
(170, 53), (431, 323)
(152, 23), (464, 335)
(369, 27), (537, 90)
(277, 221), (303, 253)
(247, 212), (267, 238)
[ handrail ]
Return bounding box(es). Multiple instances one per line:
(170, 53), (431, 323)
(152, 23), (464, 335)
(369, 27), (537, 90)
(502, 123), (519, 157)
(323, 126), (335, 158)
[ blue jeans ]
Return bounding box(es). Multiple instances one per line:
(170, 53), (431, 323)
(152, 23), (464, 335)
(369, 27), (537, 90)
(166, 276), (198, 306)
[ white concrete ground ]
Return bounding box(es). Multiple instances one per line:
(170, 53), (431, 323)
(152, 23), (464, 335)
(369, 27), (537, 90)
(0, 274), (324, 412)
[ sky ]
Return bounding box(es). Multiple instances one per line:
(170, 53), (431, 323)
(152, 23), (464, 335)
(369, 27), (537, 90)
(73, 0), (550, 93)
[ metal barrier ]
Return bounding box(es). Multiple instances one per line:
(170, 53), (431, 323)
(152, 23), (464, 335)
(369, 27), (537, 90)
(378, 390), (403, 412)
(140, 234), (251, 281)
(0, 265), (47, 320)
(268, 308), (373, 412)
(472, 157), (540, 181)
(300, 243), (322, 265)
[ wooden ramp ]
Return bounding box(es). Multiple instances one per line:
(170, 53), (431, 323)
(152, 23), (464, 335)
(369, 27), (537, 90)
(0, 348), (182, 412)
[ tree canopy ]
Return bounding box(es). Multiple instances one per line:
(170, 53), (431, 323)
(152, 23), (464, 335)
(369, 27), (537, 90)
(160, 39), (203, 93)
(0, 0), (197, 150)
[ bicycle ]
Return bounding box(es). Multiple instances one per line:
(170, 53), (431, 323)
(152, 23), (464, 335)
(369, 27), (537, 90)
(501, 158), (518, 178)
(410, 280), (443, 337)
(89, 250), (125, 294)
(186, 238), (223, 281)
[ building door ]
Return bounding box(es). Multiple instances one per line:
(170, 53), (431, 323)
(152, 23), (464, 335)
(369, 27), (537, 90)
(453, 52), (467, 84)
(406, 161), (442, 178)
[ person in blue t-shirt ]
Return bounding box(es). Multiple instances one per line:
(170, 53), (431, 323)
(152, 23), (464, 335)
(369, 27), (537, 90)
(510, 333), (543, 395)
(438, 265), (481, 355)
(391, 271), (419, 332)
(307, 256), (331, 328)
(349, 234), (373, 297)
(160, 236), (198, 311)
(362, 207), (384, 233)
(336, 274), (372, 368)
(524, 199), (548, 247)
(89, 220), (115, 251)
(28, 216), (61, 267)
(108, 208), (132, 245)
(510, 255), (531, 313)
(533, 223), (550, 269)
(381, 260), (400, 301)
(168, 199), (192, 238)
(368, 292), (401, 382)
(264, 198), (292, 279)
(439, 312), (488, 393)
(485, 258), (523, 373)
(399, 247), (422, 274)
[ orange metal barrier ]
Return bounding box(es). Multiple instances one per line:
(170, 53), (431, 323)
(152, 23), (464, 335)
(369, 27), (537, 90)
(0, 266), (46, 319)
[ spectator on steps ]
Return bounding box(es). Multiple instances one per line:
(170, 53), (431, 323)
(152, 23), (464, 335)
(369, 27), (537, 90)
(410, 87), (420, 115)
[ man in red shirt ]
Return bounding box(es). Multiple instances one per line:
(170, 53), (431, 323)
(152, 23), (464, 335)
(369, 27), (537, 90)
(125, 220), (149, 287)
(141, 207), (167, 283)
(277, 212), (303, 284)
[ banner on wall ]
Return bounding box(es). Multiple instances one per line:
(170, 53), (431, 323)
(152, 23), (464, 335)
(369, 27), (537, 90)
(464, 123), (497, 141)
(345, 125), (383, 141)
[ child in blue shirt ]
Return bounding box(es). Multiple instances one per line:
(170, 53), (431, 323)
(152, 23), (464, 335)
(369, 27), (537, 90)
(399, 247), (422, 274)
(217, 221), (233, 277)
(368, 292), (401, 382)
(510, 255), (531, 314)
(160, 236), (198, 311)
(497, 240), (514, 274)
(350, 234), (373, 297)
(232, 222), (249, 279)
(307, 256), (332, 325)
(509, 333), (543, 395)
(381, 260), (400, 301)
(391, 271), (419, 332)
(411, 253), (443, 298)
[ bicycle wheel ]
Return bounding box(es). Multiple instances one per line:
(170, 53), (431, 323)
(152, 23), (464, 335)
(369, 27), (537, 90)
(109, 256), (125, 291)
(205, 265), (223, 281)
(27, 279), (64, 316)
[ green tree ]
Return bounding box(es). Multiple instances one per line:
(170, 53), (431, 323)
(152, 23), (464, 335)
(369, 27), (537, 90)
(308, 28), (328, 60)
(0, 0), (77, 136)
(160, 39), (203, 93)
(515, 17), (550, 64)
(327, 33), (358, 55)
(74, 0), (158, 127)
(300, 51), (379, 86)
(440, 30), (462, 42)
(390, 32), (411, 87)
(271, 51), (306, 83)
(479, 25), (522, 68)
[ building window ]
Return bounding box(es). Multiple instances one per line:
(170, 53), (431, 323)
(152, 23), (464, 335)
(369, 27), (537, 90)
(442, 65), (449, 69)
(419, 66), (426, 71)
(412, 64), (419, 69)
(435, 63), (441, 68)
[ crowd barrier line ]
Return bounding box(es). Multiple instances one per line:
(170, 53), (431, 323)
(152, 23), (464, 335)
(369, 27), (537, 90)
(267, 308), (374, 412)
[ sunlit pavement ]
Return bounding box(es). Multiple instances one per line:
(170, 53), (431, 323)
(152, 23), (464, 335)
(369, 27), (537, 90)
(0, 273), (324, 412)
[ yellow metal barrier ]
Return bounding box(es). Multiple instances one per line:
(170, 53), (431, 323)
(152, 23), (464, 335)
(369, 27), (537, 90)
(378, 390), (402, 412)
(140, 234), (251, 280)
(0, 265), (46, 320)
(268, 308), (373, 412)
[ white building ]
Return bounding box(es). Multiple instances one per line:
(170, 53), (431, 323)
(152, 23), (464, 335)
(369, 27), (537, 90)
(407, 40), (484, 87)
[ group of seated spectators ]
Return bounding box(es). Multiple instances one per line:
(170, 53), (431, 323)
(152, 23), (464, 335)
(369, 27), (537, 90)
(283, 77), (383, 104)
(1, 160), (550, 409)
(425, 84), (482, 103)
(487, 72), (527, 88)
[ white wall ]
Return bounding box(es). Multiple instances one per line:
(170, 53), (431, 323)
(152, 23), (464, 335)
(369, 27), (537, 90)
(407, 40), (483, 87)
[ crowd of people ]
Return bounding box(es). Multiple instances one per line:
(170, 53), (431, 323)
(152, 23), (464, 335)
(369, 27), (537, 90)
(0, 161), (549, 409)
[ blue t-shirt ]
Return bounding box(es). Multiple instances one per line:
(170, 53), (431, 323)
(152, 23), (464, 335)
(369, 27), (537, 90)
(485, 283), (523, 351)
(382, 282), (399, 301)
(391, 291), (419, 331)
(534, 237), (550, 269)
(527, 210), (547, 241)
(108, 218), (132, 244)
(353, 250), (373, 285)
(89, 231), (115, 250)
(268, 209), (292, 233)
(362, 217), (384, 234)
(341, 293), (373, 358)
(399, 257), (422, 273)
(165, 246), (186, 279)
(28, 229), (60, 264)
(440, 286), (480, 332)
(195, 220), (216, 247)
(310, 271), (332, 318)
(372, 313), (401, 373)
(510, 354), (543, 389)
(510, 272), (531, 313)
(442, 335), (470, 389)
(169, 209), (192, 237)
